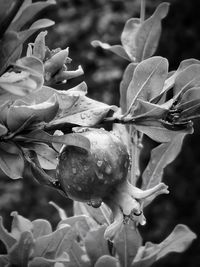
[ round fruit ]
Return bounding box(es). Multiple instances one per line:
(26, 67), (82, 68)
(56, 128), (130, 205)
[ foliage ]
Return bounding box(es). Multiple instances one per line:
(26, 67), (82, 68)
(0, 0), (199, 266)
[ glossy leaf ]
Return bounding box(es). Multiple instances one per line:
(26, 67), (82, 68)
(135, 3), (169, 61)
(94, 255), (120, 267)
(0, 142), (24, 179)
(121, 18), (140, 61)
(32, 31), (47, 61)
(142, 134), (186, 205)
(120, 63), (137, 113)
(8, 231), (34, 267)
(91, 41), (130, 61)
(10, 211), (33, 240)
(51, 94), (116, 127)
(132, 224), (196, 267)
(126, 57), (168, 115)
(114, 224), (142, 267)
(85, 225), (110, 265)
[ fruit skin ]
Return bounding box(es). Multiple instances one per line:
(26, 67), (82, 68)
(56, 128), (130, 204)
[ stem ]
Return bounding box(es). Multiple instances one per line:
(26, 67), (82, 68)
(140, 0), (146, 23)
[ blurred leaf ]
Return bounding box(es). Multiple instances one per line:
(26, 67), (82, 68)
(120, 63), (137, 113)
(58, 215), (90, 229)
(74, 201), (111, 226)
(142, 134), (186, 205)
(32, 219), (52, 239)
(33, 225), (72, 259)
(8, 231), (34, 267)
(10, 211), (33, 240)
(94, 255), (120, 267)
(114, 224), (142, 267)
(0, 142), (24, 179)
(135, 3), (169, 61)
(132, 224), (196, 267)
(0, 217), (16, 250)
(121, 18), (140, 61)
(173, 64), (200, 99)
(10, 0), (56, 31)
(91, 41), (130, 61)
(0, 123), (8, 136)
(28, 253), (69, 267)
(18, 129), (91, 151)
(49, 201), (67, 221)
(85, 225), (110, 265)
(7, 94), (59, 132)
(0, 255), (9, 265)
(126, 57), (168, 115)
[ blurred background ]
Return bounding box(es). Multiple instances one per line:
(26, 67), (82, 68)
(1, 0), (200, 266)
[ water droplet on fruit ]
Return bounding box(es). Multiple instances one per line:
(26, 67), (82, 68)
(105, 165), (112, 174)
(81, 113), (87, 119)
(97, 160), (103, 167)
(72, 167), (77, 174)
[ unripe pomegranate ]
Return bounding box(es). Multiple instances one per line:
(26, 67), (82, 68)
(56, 128), (130, 207)
(56, 128), (169, 241)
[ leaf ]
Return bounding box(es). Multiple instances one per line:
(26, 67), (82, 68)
(32, 31), (47, 61)
(132, 99), (172, 120)
(18, 129), (91, 152)
(10, 211), (33, 240)
(134, 120), (190, 143)
(85, 225), (110, 265)
(49, 201), (67, 221)
(126, 57), (168, 115)
(15, 56), (44, 76)
(173, 64), (200, 98)
(152, 59), (200, 104)
(74, 201), (111, 226)
(0, 217), (16, 250)
(114, 224), (142, 267)
(132, 224), (196, 267)
(0, 0), (23, 37)
(33, 225), (73, 259)
(0, 255), (9, 266)
(142, 134), (186, 205)
(121, 18), (141, 61)
(0, 142), (24, 179)
(24, 143), (58, 170)
(28, 253), (69, 267)
(120, 63), (137, 113)
(135, 3), (169, 61)
(178, 87), (200, 106)
(58, 215), (91, 231)
(91, 41), (130, 61)
(32, 219), (52, 239)
(94, 255), (120, 267)
(7, 94), (59, 132)
(8, 231), (34, 267)
(0, 123), (8, 137)
(51, 94), (116, 127)
(9, 0), (56, 31)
